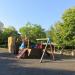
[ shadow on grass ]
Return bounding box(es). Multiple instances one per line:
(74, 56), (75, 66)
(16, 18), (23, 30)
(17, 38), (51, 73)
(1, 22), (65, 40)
(43, 53), (75, 60)
(0, 57), (75, 75)
(1, 64), (75, 75)
(0, 52), (15, 58)
(0, 52), (75, 75)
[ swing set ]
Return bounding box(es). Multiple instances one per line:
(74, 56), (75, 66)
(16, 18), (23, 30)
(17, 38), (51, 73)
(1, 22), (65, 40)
(36, 38), (55, 63)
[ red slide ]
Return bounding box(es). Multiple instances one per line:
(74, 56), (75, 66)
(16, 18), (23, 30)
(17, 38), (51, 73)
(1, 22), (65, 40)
(16, 48), (28, 59)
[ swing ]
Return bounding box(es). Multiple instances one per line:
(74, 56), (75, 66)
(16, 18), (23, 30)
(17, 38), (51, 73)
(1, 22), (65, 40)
(36, 38), (55, 63)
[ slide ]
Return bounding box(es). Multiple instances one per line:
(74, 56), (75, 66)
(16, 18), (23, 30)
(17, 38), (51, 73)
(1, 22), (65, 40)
(16, 48), (28, 59)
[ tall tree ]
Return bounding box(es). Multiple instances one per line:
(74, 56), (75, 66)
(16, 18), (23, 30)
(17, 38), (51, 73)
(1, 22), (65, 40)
(0, 21), (4, 44)
(0, 21), (4, 32)
(48, 7), (75, 48)
(2, 26), (18, 44)
(48, 22), (64, 45)
(62, 7), (75, 46)
(19, 22), (46, 42)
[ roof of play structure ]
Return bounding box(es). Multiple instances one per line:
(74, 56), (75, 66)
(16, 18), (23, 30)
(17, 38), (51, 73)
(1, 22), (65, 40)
(36, 38), (49, 41)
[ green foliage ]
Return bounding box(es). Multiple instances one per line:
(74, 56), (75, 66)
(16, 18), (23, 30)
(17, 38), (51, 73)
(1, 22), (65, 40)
(62, 7), (75, 45)
(48, 22), (65, 46)
(19, 22), (46, 43)
(1, 26), (19, 45)
(0, 21), (4, 32)
(0, 22), (4, 44)
(48, 7), (75, 48)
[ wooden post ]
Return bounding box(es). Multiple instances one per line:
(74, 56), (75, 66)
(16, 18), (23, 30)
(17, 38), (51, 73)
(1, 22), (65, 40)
(71, 51), (74, 56)
(8, 36), (15, 53)
(27, 39), (29, 48)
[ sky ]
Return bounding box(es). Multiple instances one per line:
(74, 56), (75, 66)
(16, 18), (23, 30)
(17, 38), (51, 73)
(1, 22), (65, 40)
(0, 0), (75, 31)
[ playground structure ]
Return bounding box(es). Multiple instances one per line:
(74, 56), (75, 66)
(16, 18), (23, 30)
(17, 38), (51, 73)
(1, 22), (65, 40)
(16, 37), (42, 59)
(8, 36), (55, 62)
(36, 38), (55, 63)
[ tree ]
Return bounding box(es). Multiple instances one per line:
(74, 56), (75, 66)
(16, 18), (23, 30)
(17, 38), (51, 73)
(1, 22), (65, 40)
(48, 21), (65, 46)
(48, 7), (75, 49)
(62, 7), (75, 46)
(0, 21), (4, 32)
(19, 22), (46, 43)
(0, 21), (4, 44)
(2, 26), (18, 45)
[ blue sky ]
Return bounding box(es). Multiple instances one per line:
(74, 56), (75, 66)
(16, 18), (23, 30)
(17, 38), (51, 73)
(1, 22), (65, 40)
(0, 0), (75, 31)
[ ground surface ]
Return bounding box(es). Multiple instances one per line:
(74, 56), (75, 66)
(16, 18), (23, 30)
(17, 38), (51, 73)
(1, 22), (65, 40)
(0, 48), (75, 75)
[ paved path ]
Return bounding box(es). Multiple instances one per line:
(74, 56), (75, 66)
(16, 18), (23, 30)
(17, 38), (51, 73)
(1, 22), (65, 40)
(0, 48), (75, 75)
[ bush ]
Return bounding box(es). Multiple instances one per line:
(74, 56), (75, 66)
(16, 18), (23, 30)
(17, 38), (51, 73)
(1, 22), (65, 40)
(0, 44), (7, 48)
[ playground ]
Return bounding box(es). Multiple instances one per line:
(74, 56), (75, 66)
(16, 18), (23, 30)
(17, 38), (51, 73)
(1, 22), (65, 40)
(0, 36), (75, 75)
(0, 48), (75, 75)
(0, 1), (75, 75)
